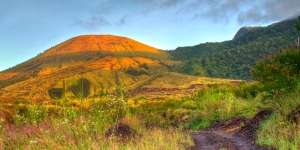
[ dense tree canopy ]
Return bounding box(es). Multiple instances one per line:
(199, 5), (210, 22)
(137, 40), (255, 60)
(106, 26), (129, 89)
(171, 17), (299, 79)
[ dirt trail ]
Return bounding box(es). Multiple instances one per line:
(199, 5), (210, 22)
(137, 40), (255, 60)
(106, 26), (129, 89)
(191, 110), (273, 150)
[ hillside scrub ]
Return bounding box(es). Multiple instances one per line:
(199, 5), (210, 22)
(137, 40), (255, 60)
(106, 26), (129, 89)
(0, 83), (265, 149)
(0, 97), (193, 149)
(253, 48), (300, 94)
(252, 47), (300, 149)
(129, 84), (261, 129)
(2, 78), (298, 149)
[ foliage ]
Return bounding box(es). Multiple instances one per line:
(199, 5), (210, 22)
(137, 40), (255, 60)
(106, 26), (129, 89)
(48, 88), (64, 100)
(187, 85), (260, 129)
(233, 82), (265, 99)
(296, 17), (300, 32)
(14, 105), (48, 124)
(257, 91), (300, 150)
(126, 67), (148, 76)
(252, 48), (300, 94)
(129, 85), (260, 130)
(172, 17), (299, 79)
(179, 60), (207, 76)
(68, 78), (91, 99)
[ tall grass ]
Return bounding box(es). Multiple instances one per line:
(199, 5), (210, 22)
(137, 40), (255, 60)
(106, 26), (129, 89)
(257, 91), (300, 150)
(1, 83), (287, 149)
(1, 113), (193, 149)
(129, 85), (261, 130)
(0, 95), (194, 149)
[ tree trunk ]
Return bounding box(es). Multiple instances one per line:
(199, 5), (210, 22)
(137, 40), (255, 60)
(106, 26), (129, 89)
(297, 36), (300, 49)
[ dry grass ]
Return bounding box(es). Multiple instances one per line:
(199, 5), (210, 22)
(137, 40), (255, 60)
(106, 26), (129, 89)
(0, 115), (193, 150)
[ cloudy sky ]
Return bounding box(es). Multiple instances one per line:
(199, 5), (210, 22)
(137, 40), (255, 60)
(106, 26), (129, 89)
(1, 0), (300, 71)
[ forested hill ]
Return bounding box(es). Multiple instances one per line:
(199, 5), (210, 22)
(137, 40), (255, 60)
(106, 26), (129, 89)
(171, 17), (299, 79)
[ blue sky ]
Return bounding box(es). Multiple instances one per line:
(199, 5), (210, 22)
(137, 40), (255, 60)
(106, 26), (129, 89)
(1, 0), (300, 71)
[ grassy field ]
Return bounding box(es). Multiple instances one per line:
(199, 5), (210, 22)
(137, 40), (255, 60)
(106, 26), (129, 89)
(0, 81), (299, 149)
(0, 83), (261, 149)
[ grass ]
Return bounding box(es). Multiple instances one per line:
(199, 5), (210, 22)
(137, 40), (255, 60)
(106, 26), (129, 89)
(257, 91), (300, 150)
(0, 84), (252, 149)
(129, 84), (261, 129)
(0, 106), (193, 149)
(0, 82), (299, 149)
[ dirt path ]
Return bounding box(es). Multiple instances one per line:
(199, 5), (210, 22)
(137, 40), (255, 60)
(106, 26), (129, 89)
(191, 110), (273, 150)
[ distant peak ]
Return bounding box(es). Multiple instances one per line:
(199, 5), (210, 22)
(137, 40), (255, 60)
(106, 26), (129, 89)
(42, 34), (162, 57)
(71, 34), (130, 40)
(233, 26), (262, 41)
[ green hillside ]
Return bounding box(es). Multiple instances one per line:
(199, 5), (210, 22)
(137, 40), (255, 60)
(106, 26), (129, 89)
(171, 17), (299, 79)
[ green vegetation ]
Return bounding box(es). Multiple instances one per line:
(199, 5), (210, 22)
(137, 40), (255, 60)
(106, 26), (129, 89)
(257, 91), (300, 150)
(172, 17), (299, 79)
(253, 48), (300, 94)
(130, 85), (260, 129)
(48, 88), (64, 100)
(252, 48), (300, 150)
(68, 78), (91, 99)
(0, 96), (194, 149)
(0, 82), (265, 149)
(296, 17), (300, 48)
(6, 45), (300, 148)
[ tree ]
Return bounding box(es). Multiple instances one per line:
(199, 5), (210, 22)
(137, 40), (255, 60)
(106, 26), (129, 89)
(252, 48), (300, 94)
(69, 78), (90, 99)
(296, 17), (300, 48)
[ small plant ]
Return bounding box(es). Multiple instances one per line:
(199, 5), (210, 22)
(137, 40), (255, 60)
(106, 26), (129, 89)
(14, 105), (48, 124)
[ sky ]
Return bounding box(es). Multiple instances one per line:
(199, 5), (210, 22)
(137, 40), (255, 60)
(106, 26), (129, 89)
(1, 0), (300, 71)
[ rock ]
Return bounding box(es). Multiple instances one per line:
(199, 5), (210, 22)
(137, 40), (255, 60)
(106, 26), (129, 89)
(105, 123), (137, 140)
(288, 106), (300, 124)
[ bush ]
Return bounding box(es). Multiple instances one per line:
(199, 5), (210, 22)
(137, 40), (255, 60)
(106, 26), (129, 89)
(187, 85), (259, 129)
(14, 105), (48, 124)
(180, 60), (207, 76)
(88, 98), (127, 132)
(48, 88), (64, 100)
(234, 82), (264, 99)
(126, 67), (148, 76)
(252, 48), (300, 94)
(68, 78), (91, 99)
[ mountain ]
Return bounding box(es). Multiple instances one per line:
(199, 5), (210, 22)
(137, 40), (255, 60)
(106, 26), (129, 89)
(0, 35), (235, 102)
(42, 35), (162, 57)
(0, 35), (169, 87)
(171, 17), (299, 79)
(0, 35), (167, 101)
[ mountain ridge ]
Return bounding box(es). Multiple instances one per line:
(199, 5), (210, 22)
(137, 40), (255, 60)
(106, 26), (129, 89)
(171, 17), (299, 79)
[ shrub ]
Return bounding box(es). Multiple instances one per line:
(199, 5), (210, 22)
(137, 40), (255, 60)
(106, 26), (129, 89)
(88, 98), (127, 132)
(68, 78), (91, 99)
(181, 60), (207, 76)
(14, 105), (48, 124)
(48, 88), (64, 100)
(187, 85), (259, 129)
(126, 67), (148, 76)
(234, 82), (264, 99)
(257, 91), (300, 150)
(252, 48), (300, 94)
